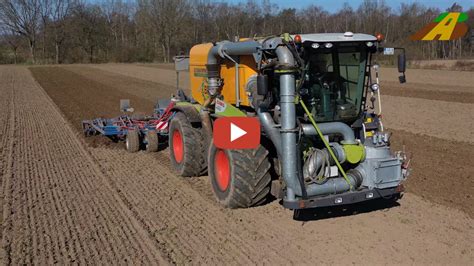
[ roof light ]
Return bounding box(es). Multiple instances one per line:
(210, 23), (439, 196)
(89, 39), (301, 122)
(324, 43), (333, 49)
(311, 43), (320, 49)
(344, 31), (354, 37)
(294, 34), (302, 44)
(376, 33), (384, 42)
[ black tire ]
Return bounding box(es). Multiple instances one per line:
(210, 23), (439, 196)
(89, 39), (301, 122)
(144, 130), (159, 152)
(208, 142), (272, 208)
(169, 112), (207, 176)
(126, 128), (140, 152)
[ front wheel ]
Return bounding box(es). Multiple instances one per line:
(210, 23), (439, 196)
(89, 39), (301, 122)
(208, 143), (272, 208)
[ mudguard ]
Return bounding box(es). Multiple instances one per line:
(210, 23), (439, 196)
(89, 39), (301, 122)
(171, 102), (202, 123)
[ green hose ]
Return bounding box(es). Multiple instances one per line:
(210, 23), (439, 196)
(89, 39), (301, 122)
(299, 99), (353, 190)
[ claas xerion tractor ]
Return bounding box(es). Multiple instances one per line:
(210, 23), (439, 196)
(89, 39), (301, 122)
(168, 32), (410, 211)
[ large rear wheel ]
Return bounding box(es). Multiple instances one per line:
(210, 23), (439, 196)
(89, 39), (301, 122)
(169, 112), (207, 176)
(208, 143), (272, 208)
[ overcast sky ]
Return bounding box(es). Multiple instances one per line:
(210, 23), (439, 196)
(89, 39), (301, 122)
(220, 0), (474, 13)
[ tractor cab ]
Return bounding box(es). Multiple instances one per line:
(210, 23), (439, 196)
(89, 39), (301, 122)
(294, 33), (403, 124)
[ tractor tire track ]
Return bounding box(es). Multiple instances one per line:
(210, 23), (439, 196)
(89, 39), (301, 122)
(0, 66), (167, 264)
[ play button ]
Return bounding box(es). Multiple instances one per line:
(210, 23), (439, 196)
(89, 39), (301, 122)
(230, 123), (247, 142)
(213, 117), (260, 149)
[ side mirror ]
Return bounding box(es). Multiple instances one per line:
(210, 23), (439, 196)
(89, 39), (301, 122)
(399, 74), (406, 84)
(398, 53), (406, 73)
(397, 53), (407, 83)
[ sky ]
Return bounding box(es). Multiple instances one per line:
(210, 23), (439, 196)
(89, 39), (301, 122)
(221, 0), (474, 13)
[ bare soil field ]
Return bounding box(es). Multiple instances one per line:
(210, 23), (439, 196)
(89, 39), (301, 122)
(381, 83), (474, 103)
(381, 95), (474, 143)
(1, 64), (472, 264)
(379, 67), (474, 93)
(91, 63), (190, 90)
(0, 66), (168, 264)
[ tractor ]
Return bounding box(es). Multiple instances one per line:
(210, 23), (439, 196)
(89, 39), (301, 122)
(168, 32), (410, 210)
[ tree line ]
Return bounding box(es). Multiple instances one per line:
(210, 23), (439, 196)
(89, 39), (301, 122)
(0, 0), (473, 64)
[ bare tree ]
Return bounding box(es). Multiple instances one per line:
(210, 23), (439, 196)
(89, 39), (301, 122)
(49, 0), (75, 63)
(1, 28), (21, 63)
(0, 0), (41, 63)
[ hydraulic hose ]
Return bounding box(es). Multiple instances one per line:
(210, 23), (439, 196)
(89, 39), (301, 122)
(299, 99), (353, 190)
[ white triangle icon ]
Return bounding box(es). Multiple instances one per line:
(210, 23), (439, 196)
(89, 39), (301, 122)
(230, 123), (247, 142)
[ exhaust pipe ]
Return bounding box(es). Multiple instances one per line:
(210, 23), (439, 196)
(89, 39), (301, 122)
(301, 123), (357, 144)
(275, 45), (300, 201)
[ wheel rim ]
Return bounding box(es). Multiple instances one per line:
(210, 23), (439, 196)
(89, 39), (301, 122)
(215, 150), (230, 191)
(172, 130), (184, 163)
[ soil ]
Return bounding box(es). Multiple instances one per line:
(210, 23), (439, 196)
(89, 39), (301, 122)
(379, 67), (474, 92)
(382, 83), (474, 103)
(1, 65), (472, 264)
(380, 95), (474, 143)
(0, 66), (168, 264)
(90, 64), (190, 90)
(390, 129), (474, 216)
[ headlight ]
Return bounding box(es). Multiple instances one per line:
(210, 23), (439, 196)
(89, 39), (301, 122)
(324, 43), (333, 48)
(366, 41), (374, 47)
(370, 83), (380, 92)
(311, 43), (320, 49)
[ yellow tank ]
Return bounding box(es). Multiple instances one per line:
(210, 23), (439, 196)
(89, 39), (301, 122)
(189, 43), (257, 107)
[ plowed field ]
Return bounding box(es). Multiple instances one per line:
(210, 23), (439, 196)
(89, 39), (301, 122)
(0, 64), (472, 264)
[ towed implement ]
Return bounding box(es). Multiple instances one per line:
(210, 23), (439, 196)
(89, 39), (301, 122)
(82, 99), (176, 152)
(167, 32), (410, 212)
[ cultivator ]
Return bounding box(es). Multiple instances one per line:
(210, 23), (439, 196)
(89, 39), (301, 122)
(82, 99), (176, 152)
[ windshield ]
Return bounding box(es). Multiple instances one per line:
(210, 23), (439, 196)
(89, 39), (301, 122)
(301, 43), (368, 122)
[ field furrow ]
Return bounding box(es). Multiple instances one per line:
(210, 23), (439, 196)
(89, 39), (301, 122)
(0, 66), (167, 264)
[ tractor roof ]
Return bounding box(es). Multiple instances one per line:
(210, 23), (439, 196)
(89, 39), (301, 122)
(294, 33), (377, 43)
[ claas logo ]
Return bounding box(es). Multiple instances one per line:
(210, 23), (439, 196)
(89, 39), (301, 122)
(411, 12), (468, 41)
